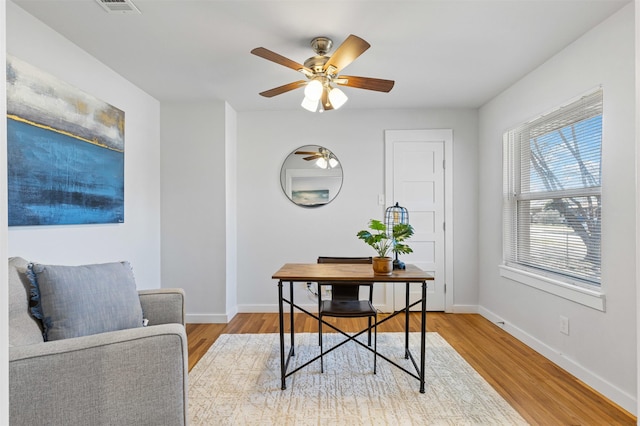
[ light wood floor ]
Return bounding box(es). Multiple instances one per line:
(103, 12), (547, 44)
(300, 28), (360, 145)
(186, 312), (636, 425)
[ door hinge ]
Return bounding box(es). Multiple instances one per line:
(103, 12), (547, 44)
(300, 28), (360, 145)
(444, 283), (447, 294)
(443, 159), (446, 169)
(443, 222), (446, 231)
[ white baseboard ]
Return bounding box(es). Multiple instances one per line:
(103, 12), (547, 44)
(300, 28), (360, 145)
(478, 306), (636, 415)
(185, 313), (230, 324)
(226, 305), (238, 321)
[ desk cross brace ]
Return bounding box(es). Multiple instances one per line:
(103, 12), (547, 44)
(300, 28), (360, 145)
(281, 298), (423, 381)
(278, 279), (427, 392)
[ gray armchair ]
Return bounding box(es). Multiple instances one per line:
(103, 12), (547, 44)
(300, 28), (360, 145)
(8, 257), (188, 426)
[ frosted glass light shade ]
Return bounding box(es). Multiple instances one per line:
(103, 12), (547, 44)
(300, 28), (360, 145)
(301, 96), (319, 112)
(328, 87), (348, 109)
(304, 79), (323, 101)
(315, 158), (328, 168)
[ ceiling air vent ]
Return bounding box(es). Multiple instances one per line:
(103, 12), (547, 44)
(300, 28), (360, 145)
(95, 0), (141, 14)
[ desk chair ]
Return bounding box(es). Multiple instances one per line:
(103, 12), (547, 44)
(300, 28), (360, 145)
(317, 256), (377, 374)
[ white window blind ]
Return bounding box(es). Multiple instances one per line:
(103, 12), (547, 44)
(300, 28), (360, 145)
(503, 89), (602, 286)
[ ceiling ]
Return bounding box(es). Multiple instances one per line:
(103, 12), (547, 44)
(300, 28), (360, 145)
(10, 0), (630, 112)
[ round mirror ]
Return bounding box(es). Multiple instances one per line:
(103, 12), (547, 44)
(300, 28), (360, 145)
(280, 145), (343, 207)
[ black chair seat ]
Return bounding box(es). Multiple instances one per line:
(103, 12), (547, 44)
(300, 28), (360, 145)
(321, 300), (376, 318)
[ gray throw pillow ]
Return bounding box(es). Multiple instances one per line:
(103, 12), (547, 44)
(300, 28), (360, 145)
(28, 261), (143, 341)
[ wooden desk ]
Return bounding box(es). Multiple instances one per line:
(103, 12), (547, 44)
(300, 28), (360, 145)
(272, 263), (434, 393)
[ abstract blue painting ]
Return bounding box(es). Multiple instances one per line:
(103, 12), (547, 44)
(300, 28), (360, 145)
(6, 55), (125, 226)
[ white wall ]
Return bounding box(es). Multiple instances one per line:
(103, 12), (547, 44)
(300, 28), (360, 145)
(160, 101), (231, 322)
(6, 3), (162, 289)
(636, 0), (640, 419)
(225, 103), (239, 319)
(236, 108), (478, 313)
(478, 4), (636, 413)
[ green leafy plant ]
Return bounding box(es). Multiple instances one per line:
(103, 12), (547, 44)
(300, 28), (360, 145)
(357, 219), (414, 258)
(357, 219), (391, 258)
(392, 222), (414, 257)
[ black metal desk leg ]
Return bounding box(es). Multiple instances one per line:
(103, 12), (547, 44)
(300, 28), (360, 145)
(289, 281), (295, 356)
(278, 280), (286, 390)
(405, 282), (410, 359)
(420, 280), (427, 393)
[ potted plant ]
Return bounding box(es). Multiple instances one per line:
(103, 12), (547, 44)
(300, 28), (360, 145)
(357, 219), (414, 275)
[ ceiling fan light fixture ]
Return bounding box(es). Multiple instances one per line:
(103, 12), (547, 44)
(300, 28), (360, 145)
(316, 157), (328, 169)
(304, 79), (323, 101)
(328, 87), (348, 109)
(301, 96), (319, 112)
(329, 157), (339, 168)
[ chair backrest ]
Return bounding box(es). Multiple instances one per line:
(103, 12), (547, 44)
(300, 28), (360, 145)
(317, 256), (373, 265)
(8, 257), (45, 346)
(317, 257), (373, 301)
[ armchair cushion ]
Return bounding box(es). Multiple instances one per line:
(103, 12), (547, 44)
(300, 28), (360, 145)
(28, 261), (143, 341)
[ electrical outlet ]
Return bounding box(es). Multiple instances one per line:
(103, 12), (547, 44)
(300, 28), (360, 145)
(560, 316), (570, 335)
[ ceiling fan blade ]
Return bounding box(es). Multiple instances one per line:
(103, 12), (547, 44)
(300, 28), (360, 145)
(335, 75), (395, 92)
(251, 47), (313, 76)
(303, 154), (323, 161)
(295, 151), (321, 155)
(322, 34), (370, 75)
(258, 81), (306, 98)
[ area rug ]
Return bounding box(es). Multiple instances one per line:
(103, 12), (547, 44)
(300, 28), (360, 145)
(189, 332), (528, 425)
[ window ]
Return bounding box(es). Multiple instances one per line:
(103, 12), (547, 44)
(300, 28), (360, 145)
(503, 89), (603, 290)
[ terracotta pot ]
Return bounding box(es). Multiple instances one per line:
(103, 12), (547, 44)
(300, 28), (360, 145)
(372, 257), (393, 275)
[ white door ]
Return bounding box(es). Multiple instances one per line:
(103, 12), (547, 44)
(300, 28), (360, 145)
(385, 130), (451, 311)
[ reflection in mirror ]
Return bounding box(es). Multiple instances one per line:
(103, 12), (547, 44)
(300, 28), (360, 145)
(280, 145), (343, 207)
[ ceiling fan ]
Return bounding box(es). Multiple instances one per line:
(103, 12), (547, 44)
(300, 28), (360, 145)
(251, 34), (394, 112)
(295, 147), (339, 168)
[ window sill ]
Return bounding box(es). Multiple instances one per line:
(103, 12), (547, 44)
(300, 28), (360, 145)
(499, 265), (605, 311)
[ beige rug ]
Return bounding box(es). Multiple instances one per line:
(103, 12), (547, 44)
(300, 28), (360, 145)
(189, 332), (528, 425)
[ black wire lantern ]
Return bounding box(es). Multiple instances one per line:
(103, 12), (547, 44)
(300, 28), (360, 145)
(385, 202), (410, 270)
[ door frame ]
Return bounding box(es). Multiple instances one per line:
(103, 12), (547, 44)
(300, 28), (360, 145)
(384, 129), (454, 312)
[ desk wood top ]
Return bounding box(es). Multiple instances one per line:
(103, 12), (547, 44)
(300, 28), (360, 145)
(272, 263), (433, 282)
